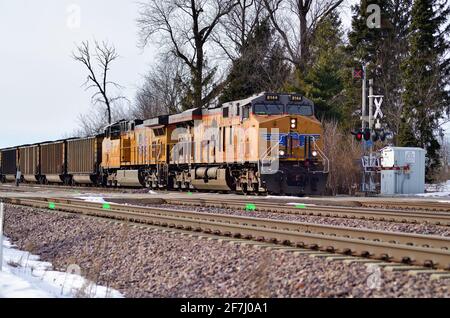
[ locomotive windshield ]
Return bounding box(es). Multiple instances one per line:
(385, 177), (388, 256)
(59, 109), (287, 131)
(254, 104), (283, 115)
(287, 104), (313, 116)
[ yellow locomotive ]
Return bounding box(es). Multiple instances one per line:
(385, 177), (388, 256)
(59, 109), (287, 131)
(100, 92), (328, 195)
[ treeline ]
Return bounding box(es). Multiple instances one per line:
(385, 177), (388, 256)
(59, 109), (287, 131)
(75, 0), (449, 182)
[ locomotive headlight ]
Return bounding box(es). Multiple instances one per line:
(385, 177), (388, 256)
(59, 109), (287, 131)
(312, 151), (318, 157)
(279, 150), (285, 157)
(290, 119), (297, 129)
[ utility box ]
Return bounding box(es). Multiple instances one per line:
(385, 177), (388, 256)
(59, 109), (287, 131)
(380, 147), (426, 195)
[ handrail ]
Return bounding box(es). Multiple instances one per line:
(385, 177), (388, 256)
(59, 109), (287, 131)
(311, 136), (330, 174)
(259, 136), (281, 175)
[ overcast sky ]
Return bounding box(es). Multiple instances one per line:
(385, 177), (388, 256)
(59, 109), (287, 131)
(0, 0), (364, 149)
(0, 0), (157, 148)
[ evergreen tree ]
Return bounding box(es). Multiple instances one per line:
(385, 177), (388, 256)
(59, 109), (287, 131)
(302, 12), (346, 121)
(342, 0), (409, 132)
(399, 0), (450, 180)
(284, 11), (346, 121)
(220, 19), (290, 103)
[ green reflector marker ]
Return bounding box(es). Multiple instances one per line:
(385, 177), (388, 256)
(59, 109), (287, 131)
(102, 203), (111, 210)
(245, 203), (256, 211)
(295, 204), (306, 209)
(187, 192), (193, 195)
(48, 202), (56, 210)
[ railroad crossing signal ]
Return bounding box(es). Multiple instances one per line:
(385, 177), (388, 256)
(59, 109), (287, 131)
(373, 96), (384, 119)
(363, 128), (371, 141)
(351, 130), (363, 141)
(353, 68), (363, 79)
(352, 128), (388, 143)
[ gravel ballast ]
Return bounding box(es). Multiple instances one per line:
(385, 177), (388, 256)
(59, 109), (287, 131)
(152, 203), (450, 237)
(3, 204), (449, 298)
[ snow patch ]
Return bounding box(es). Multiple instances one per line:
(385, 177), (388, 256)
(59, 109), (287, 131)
(415, 180), (450, 197)
(286, 202), (316, 206)
(266, 196), (310, 200)
(0, 236), (123, 298)
(75, 196), (108, 203)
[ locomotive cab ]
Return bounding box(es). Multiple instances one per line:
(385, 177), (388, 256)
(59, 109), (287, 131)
(234, 92), (329, 195)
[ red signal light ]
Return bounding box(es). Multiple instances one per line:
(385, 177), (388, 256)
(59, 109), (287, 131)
(352, 130), (363, 141)
(356, 132), (363, 141)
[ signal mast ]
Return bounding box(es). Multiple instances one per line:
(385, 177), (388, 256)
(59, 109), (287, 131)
(351, 63), (390, 194)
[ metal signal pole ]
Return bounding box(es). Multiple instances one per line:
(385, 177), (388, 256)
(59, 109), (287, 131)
(361, 63), (367, 129)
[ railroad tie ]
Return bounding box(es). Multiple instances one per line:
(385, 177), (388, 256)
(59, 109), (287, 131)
(251, 244), (292, 250)
(343, 259), (382, 265)
(407, 269), (448, 276)
(325, 256), (357, 261)
(308, 253), (339, 259)
(430, 273), (450, 281)
(384, 265), (426, 272)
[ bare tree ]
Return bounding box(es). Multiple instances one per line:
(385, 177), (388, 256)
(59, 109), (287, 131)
(137, 0), (239, 109)
(263, 0), (344, 73)
(74, 101), (131, 137)
(133, 58), (187, 118)
(73, 40), (125, 124)
(213, 0), (265, 61)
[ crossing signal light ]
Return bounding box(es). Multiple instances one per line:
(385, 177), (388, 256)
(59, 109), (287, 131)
(352, 128), (389, 143)
(371, 130), (379, 142)
(351, 129), (363, 141)
(363, 128), (371, 141)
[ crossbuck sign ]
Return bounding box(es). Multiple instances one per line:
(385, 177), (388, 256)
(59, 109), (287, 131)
(373, 95), (384, 119)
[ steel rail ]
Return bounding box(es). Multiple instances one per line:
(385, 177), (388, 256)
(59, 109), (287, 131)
(163, 198), (450, 226)
(33, 197), (450, 250)
(6, 197), (450, 269)
(361, 200), (450, 212)
(2, 183), (450, 212)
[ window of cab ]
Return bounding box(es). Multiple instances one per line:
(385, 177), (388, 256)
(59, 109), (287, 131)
(254, 104), (283, 115)
(286, 104), (313, 116)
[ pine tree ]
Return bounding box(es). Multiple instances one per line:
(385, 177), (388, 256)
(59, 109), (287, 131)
(284, 11), (346, 121)
(220, 19), (290, 103)
(399, 0), (450, 181)
(342, 0), (409, 132)
(302, 12), (346, 121)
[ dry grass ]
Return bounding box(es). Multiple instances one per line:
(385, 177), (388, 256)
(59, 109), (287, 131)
(322, 120), (363, 195)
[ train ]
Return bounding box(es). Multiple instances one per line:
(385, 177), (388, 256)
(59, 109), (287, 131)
(0, 92), (329, 195)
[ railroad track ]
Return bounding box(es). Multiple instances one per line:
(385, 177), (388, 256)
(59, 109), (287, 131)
(163, 198), (450, 226)
(2, 183), (450, 213)
(361, 200), (450, 212)
(5, 197), (450, 270)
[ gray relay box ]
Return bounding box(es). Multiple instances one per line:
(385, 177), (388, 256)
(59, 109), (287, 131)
(380, 147), (426, 195)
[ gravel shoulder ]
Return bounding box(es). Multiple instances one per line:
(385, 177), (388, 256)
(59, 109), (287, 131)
(3, 204), (450, 298)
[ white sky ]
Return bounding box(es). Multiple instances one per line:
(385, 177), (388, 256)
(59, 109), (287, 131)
(0, 0), (155, 148)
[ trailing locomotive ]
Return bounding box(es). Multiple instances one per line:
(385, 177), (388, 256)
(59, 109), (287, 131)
(0, 92), (328, 195)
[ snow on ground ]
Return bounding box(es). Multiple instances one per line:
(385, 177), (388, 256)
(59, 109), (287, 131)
(74, 196), (108, 203)
(415, 180), (450, 198)
(0, 236), (123, 298)
(266, 195), (311, 200)
(286, 202), (316, 206)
